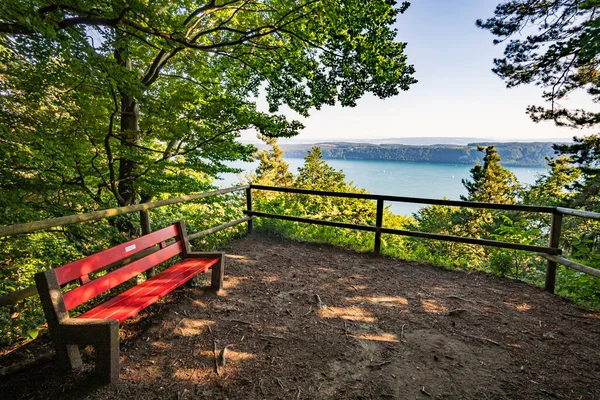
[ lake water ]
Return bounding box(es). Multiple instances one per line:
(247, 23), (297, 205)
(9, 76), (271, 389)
(217, 158), (547, 216)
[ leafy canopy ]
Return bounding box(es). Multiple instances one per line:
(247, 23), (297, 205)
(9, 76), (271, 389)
(461, 146), (520, 204)
(0, 0), (416, 214)
(477, 0), (600, 128)
(478, 0), (600, 211)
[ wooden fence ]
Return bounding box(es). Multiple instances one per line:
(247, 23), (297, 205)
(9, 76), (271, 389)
(247, 185), (600, 293)
(1, 184), (599, 307)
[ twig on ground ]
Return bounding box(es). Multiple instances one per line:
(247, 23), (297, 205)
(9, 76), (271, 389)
(447, 295), (477, 304)
(276, 377), (285, 389)
(561, 313), (592, 320)
(260, 334), (286, 340)
(401, 324), (406, 341)
(465, 334), (503, 347)
(420, 386), (432, 397)
(540, 388), (563, 398)
(314, 294), (326, 309)
(218, 344), (234, 367)
(176, 317), (187, 334)
(368, 360), (391, 368)
(0, 351), (55, 377)
(223, 318), (255, 325)
(447, 309), (467, 316)
(207, 325), (219, 375)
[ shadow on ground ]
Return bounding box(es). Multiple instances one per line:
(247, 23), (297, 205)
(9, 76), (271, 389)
(2, 234), (600, 399)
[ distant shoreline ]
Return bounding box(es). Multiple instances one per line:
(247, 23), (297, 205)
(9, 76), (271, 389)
(282, 156), (546, 168)
(278, 141), (559, 168)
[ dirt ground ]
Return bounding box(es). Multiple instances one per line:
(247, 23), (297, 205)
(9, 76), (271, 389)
(2, 234), (600, 399)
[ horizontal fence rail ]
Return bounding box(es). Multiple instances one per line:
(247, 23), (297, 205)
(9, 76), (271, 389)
(556, 207), (600, 221)
(250, 184), (558, 213)
(249, 185), (600, 293)
(540, 255), (600, 279)
(244, 211), (561, 255)
(0, 186), (250, 307)
(0, 186), (248, 238)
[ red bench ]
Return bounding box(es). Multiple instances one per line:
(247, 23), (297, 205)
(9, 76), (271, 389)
(34, 221), (224, 383)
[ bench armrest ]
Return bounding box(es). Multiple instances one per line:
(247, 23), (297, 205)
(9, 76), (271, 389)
(182, 252), (225, 290)
(58, 318), (119, 345)
(58, 318), (120, 383)
(183, 251), (224, 259)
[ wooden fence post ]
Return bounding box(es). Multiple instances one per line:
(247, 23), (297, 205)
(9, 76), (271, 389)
(545, 212), (563, 293)
(374, 199), (384, 255)
(140, 209), (155, 278)
(246, 187), (253, 234)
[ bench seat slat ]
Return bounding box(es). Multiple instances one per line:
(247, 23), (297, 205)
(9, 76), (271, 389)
(63, 241), (183, 311)
(78, 257), (219, 322)
(56, 225), (179, 285)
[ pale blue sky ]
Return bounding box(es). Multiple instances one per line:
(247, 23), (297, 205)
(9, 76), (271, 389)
(248, 0), (595, 142)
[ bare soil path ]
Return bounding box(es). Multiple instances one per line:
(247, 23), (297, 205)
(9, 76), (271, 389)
(2, 234), (600, 399)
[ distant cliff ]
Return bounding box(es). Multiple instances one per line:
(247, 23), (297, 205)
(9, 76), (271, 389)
(280, 142), (560, 167)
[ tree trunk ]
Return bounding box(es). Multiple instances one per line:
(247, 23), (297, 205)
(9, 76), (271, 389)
(118, 93), (140, 206)
(115, 31), (141, 207)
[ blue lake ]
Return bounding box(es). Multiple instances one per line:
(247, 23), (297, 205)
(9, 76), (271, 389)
(217, 158), (547, 216)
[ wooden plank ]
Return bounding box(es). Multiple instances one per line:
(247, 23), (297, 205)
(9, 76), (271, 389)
(176, 221), (191, 256)
(545, 213), (563, 293)
(540, 254), (600, 279)
(34, 270), (83, 370)
(246, 211), (377, 232)
(62, 241), (183, 310)
(0, 185), (248, 238)
(250, 185), (557, 213)
(374, 199), (384, 255)
(188, 217), (254, 241)
(246, 188), (253, 234)
(247, 211), (562, 255)
(55, 225), (179, 285)
(79, 258), (218, 322)
(0, 245), (163, 307)
(0, 285), (38, 307)
(379, 227), (561, 254)
(140, 209), (154, 278)
(556, 207), (600, 221)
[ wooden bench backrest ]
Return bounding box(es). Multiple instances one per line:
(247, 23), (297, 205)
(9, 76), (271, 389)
(56, 223), (187, 311)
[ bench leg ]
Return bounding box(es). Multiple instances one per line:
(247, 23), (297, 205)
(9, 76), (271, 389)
(211, 256), (224, 291)
(95, 322), (120, 384)
(55, 344), (83, 371)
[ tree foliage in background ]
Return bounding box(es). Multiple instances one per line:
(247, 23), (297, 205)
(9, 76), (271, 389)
(554, 135), (600, 211)
(254, 138), (294, 188)
(479, 0), (600, 304)
(252, 144), (411, 251)
(478, 0), (600, 211)
(461, 146), (520, 203)
(409, 146), (522, 268)
(477, 0), (600, 128)
(0, 0), (416, 223)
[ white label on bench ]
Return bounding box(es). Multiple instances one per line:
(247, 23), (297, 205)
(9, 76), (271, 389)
(125, 244), (137, 252)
